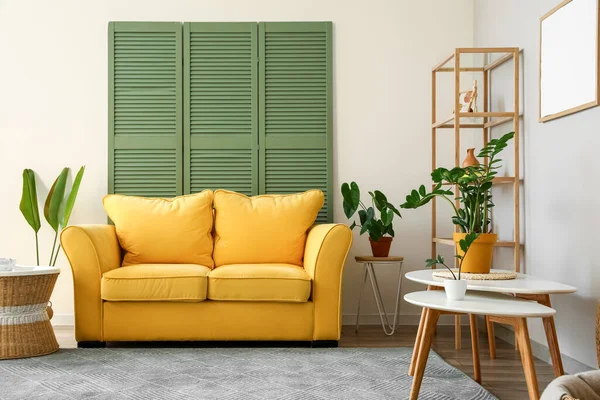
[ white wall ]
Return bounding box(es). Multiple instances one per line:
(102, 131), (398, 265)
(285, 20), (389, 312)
(0, 0), (474, 326)
(475, 0), (600, 369)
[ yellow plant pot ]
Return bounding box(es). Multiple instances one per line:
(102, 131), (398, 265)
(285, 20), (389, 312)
(453, 232), (498, 274)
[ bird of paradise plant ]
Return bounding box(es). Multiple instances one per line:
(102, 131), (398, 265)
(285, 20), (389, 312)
(19, 167), (85, 266)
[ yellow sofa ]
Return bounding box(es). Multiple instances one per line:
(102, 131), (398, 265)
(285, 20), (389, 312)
(60, 190), (352, 347)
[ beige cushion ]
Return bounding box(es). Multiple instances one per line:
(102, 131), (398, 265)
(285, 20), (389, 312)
(541, 371), (600, 400)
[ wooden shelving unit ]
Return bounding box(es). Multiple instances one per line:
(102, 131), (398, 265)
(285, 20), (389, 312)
(431, 48), (521, 348)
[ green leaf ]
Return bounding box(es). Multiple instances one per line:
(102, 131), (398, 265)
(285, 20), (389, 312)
(387, 227), (395, 237)
(437, 254), (445, 264)
(358, 209), (368, 225)
(387, 203), (402, 218)
(418, 185), (426, 196)
(19, 169), (41, 233)
(60, 166), (85, 228)
(366, 207), (375, 222)
(381, 208), (394, 226)
(425, 259), (437, 268)
(368, 220), (383, 241)
(341, 182), (359, 218)
(44, 168), (69, 232)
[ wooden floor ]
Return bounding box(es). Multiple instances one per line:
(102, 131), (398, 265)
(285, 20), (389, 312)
(54, 324), (555, 399)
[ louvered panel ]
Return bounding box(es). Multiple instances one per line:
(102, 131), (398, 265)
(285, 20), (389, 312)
(260, 22), (333, 222)
(190, 149), (253, 195)
(109, 22), (183, 198)
(184, 23), (258, 195)
(113, 31), (178, 135)
(114, 149), (177, 197)
(265, 149), (328, 223)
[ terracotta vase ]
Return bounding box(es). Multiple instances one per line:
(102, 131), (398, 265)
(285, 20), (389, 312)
(369, 237), (393, 257)
(462, 148), (480, 167)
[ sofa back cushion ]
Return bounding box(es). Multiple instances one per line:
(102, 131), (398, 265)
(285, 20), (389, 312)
(213, 190), (324, 267)
(103, 191), (214, 268)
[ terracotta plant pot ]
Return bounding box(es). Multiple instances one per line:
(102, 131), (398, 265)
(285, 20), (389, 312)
(369, 237), (393, 257)
(453, 232), (497, 274)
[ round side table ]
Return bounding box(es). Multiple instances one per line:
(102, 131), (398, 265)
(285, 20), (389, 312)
(354, 256), (404, 336)
(0, 266), (60, 359)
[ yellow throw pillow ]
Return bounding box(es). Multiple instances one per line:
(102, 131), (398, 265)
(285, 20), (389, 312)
(103, 191), (214, 268)
(213, 190), (324, 267)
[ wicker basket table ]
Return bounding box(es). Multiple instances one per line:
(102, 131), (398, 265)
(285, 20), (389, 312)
(0, 266), (60, 359)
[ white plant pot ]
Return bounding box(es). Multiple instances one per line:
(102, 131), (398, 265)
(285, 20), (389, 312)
(444, 279), (467, 301)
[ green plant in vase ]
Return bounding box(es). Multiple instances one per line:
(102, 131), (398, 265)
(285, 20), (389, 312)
(341, 182), (401, 257)
(401, 132), (514, 274)
(19, 167), (85, 266)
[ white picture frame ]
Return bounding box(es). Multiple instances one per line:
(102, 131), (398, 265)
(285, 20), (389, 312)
(539, 0), (600, 122)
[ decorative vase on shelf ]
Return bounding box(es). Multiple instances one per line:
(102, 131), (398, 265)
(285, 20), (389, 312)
(444, 279), (467, 301)
(462, 148), (480, 167)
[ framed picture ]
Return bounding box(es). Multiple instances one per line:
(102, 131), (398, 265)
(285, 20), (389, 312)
(539, 0), (600, 122)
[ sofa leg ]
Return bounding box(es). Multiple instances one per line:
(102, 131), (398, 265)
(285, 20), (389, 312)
(311, 340), (338, 348)
(78, 341), (106, 348)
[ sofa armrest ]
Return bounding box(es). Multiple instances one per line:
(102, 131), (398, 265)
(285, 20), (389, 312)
(304, 223), (352, 340)
(60, 225), (121, 342)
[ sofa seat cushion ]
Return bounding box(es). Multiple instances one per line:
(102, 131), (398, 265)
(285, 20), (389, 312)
(101, 264), (211, 302)
(207, 264), (311, 302)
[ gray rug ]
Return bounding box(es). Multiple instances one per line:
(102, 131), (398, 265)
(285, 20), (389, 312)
(0, 347), (496, 400)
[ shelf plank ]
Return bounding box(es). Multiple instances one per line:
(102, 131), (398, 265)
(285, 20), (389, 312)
(440, 177), (516, 186)
(433, 112), (516, 129)
(432, 238), (518, 247)
(484, 114), (523, 129)
(483, 53), (514, 71)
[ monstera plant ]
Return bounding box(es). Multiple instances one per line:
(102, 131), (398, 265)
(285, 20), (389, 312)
(20, 167), (85, 266)
(341, 182), (401, 257)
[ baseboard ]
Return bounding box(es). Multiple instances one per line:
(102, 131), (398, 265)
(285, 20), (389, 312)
(485, 317), (593, 374)
(53, 313), (459, 327)
(342, 313), (466, 326)
(51, 313), (74, 327)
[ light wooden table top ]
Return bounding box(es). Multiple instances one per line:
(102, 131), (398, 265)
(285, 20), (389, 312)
(404, 291), (556, 318)
(405, 269), (576, 295)
(355, 256), (404, 263)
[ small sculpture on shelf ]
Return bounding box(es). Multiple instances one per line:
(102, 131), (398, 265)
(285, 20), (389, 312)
(458, 80), (478, 113)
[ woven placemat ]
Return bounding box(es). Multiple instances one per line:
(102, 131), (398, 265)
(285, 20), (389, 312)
(432, 270), (517, 280)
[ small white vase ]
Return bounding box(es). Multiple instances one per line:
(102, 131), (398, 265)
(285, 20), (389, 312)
(444, 279), (467, 301)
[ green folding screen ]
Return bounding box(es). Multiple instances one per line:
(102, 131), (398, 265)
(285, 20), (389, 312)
(108, 22), (183, 197)
(109, 21), (333, 221)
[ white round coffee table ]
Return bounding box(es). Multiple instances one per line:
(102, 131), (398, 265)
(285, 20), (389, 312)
(405, 269), (576, 377)
(0, 266), (60, 359)
(404, 290), (555, 400)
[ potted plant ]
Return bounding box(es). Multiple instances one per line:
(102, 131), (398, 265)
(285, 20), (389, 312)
(401, 132), (514, 274)
(341, 182), (401, 257)
(426, 231), (479, 300)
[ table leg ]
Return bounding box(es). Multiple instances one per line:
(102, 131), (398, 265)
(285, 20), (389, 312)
(409, 308), (427, 376)
(367, 263), (399, 336)
(486, 316), (496, 359)
(516, 293), (564, 377)
(355, 264), (369, 333)
(410, 308), (441, 400)
(515, 318), (540, 400)
(469, 314), (481, 383)
(455, 315), (461, 349)
(539, 295), (564, 377)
